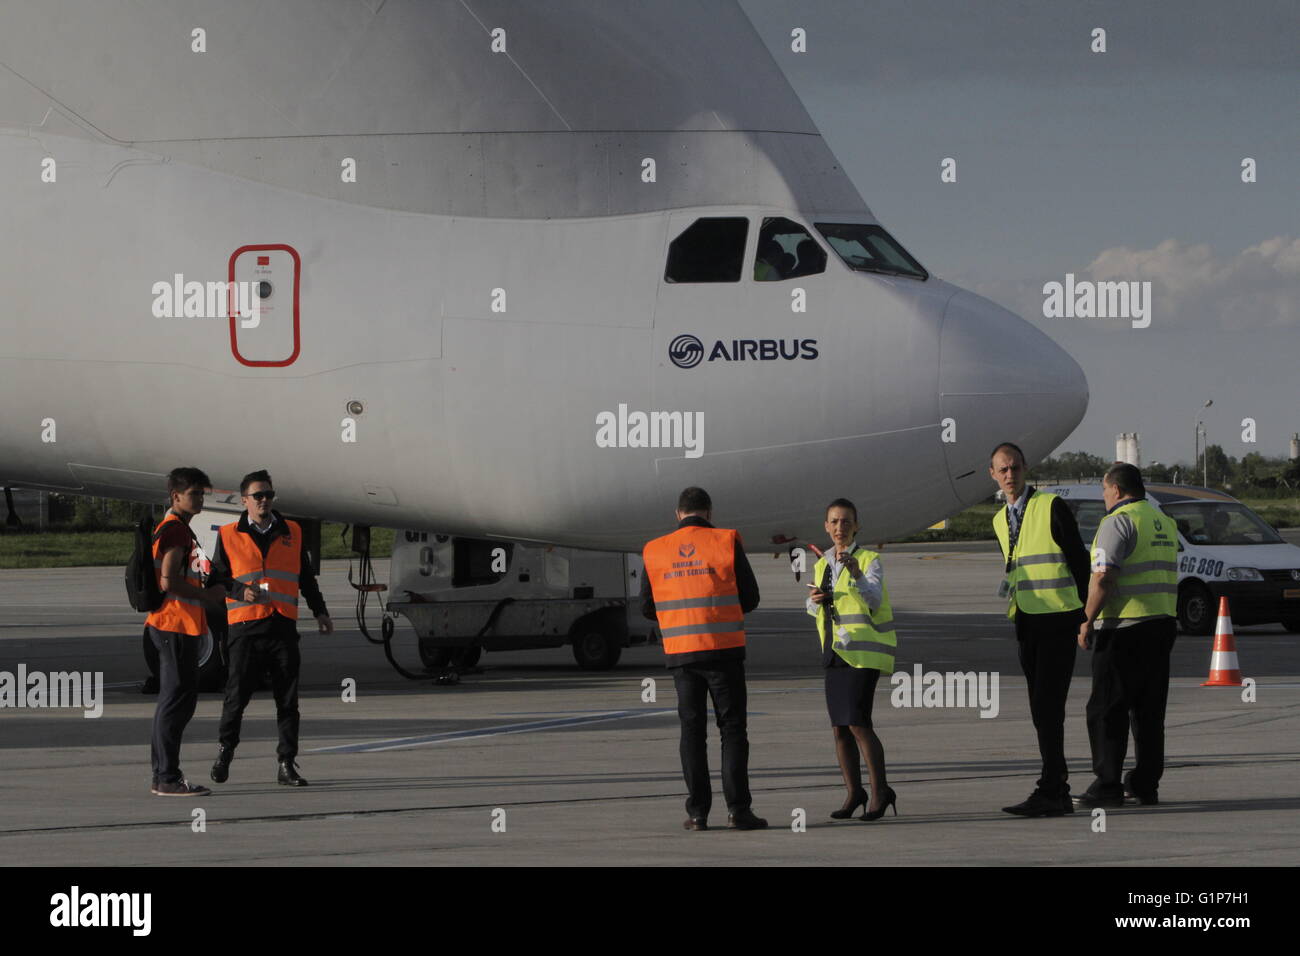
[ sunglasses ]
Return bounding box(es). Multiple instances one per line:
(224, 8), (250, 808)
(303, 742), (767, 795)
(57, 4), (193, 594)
(246, 490), (276, 502)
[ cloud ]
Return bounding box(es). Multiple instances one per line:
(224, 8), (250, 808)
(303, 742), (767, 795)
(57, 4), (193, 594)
(969, 237), (1300, 331)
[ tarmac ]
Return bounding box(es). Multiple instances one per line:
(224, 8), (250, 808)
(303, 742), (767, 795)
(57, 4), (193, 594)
(1, 541), (1298, 866)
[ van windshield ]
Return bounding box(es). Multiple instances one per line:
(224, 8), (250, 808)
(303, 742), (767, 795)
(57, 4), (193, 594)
(1067, 500), (1108, 544)
(1160, 502), (1284, 546)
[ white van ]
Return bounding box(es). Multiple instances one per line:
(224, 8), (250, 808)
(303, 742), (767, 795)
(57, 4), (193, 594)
(1041, 482), (1300, 635)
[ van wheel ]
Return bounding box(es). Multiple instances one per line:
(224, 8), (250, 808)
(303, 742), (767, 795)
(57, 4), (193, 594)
(1177, 582), (1214, 636)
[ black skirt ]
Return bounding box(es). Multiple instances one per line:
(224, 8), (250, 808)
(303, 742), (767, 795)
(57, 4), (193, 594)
(824, 664), (881, 728)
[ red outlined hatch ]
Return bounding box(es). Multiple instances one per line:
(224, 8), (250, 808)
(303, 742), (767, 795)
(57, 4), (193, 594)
(228, 244), (301, 366)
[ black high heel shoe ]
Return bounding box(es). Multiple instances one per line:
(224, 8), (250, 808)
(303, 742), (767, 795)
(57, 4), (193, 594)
(861, 786), (897, 821)
(830, 790), (868, 819)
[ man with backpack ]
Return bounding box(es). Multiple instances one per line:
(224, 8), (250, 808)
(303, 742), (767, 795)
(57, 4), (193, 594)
(143, 467), (226, 796)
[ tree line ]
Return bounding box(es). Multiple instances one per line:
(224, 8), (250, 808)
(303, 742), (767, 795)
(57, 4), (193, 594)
(1032, 449), (1300, 496)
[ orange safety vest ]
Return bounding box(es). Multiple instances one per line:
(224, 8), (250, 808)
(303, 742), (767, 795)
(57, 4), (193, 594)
(144, 512), (207, 636)
(219, 518), (302, 624)
(642, 525), (746, 656)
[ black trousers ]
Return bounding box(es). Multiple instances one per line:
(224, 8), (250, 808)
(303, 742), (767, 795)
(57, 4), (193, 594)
(1084, 618), (1178, 797)
(148, 626), (199, 784)
(672, 659), (752, 818)
(1014, 611), (1079, 798)
(218, 622), (302, 761)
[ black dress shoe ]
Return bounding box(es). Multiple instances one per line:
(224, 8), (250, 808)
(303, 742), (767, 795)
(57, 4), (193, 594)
(1123, 771), (1159, 805)
(210, 745), (233, 784)
(1002, 790), (1071, 817)
(682, 816), (708, 831)
(1074, 790), (1123, 809)
(727, 809), (768, 830)
(277, 760), (309, 787)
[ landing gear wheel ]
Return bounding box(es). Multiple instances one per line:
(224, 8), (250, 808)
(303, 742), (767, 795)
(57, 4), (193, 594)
(571, 627), (623, 670)
(199, 607), (228, 692)
(196, 629), (226, 692)
(1177, 581), (1214, 636)
(141, 627), (226, 692)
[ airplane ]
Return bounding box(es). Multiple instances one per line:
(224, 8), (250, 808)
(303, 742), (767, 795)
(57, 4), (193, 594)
(0, 1), (1087, 585)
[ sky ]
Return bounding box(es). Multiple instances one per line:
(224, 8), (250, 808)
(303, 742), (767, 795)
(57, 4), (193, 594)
(740, 0), (1300, 467)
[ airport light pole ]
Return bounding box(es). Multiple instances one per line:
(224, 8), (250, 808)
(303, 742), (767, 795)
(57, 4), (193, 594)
(1194, 399), (1213, 487)
(1201, 425), (1209, 486)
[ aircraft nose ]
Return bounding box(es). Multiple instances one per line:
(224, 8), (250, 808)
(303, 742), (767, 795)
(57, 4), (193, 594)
(938, 289), (1088, 503)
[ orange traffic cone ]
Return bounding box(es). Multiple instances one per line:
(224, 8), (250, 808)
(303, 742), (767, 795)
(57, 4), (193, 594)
(1201, 597), (1243, 687)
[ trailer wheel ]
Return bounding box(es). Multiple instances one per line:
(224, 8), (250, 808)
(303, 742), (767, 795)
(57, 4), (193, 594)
(571, 613), (624, 670)
(449, 646), (482, 668)
(1177, 581), (1214, 636)
(418, 642), (482, 670)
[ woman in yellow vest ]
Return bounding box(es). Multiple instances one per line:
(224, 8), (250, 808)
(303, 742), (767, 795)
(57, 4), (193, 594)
(807, 498), (898, 820)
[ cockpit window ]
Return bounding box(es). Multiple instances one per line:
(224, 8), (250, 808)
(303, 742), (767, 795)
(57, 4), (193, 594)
(754, 217), (826, 281)
(665, 217), (748, 283)
(814, 223), (928, 280)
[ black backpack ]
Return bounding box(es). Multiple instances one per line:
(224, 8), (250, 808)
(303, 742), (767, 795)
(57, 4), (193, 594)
(126, 515), (193, 612)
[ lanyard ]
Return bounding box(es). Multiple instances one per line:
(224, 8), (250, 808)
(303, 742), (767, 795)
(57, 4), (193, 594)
(821, 560), (841, 627)
(1005, 492), (1029, 573)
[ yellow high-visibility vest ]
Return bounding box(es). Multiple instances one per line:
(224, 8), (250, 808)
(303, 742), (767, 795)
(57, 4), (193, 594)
(807, 547), (896, 671)
(1091, 498), (1178, 620)
(993, 491), (1083, 618)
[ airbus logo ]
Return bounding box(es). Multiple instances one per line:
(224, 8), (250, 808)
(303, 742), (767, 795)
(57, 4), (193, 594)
(669, 334), (819, 368)
(668, 334), (704, 369)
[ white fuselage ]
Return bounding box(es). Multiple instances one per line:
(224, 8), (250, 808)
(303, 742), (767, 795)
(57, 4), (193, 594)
(0, 0), (1087, 552)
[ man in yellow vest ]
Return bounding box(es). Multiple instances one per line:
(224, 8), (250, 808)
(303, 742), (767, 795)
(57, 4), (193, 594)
(1075, 463), (1178, 808)
(208, 470), (333, 787)
(146, 466), (227, 796)
(990, 442), (1090, 817)
(641, 486), (766, 831)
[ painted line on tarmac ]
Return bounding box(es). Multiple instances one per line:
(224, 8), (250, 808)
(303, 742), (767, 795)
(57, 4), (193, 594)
(309, 708), (677, 754)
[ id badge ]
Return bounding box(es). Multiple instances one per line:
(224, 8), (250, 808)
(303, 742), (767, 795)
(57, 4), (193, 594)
(997, 579), (1011, 599)
(835, 625), (850, 647)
